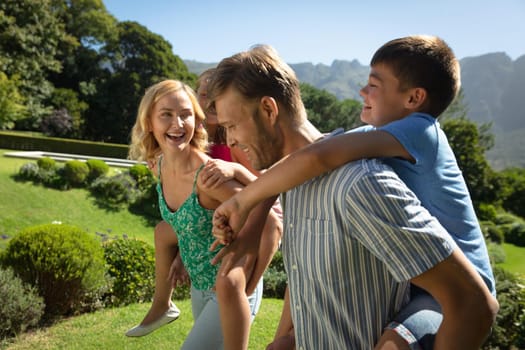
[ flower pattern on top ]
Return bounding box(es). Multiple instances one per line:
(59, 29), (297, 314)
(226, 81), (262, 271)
(156, 160), (221, 291)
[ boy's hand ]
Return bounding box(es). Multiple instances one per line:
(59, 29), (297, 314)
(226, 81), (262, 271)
(201, 159), (235, 188)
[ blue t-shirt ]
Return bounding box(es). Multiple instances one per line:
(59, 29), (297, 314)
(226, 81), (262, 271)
(352, 113), (496, 295)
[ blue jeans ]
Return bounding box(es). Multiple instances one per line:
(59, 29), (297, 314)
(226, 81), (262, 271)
(181, 278), (263, 350)
(386, 286), (442, 350)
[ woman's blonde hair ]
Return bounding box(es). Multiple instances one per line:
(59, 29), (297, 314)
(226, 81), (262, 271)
(128, 80), (208, 163)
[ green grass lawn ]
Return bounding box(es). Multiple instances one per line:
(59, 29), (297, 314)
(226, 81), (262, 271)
(2, 299), (283, 350)
(0, 150), (156, 246)
(497, 242), (525, 278)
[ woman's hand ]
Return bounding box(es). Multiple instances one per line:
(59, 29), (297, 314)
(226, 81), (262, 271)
(168, 252), (189, 288)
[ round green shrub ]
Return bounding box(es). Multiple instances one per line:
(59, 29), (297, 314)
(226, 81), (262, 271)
(506, 223), (525, 247)
(37, 157), (56, 171)
(103, 238), (155, 306)
(0, 267), (44, 339)
(263, 268), (287, 299)
(483, 267), (525, 349)
(129, 182), (161, 220)
(63, 160), (89, 187)
(39, 166), (67, 190)
(494, 212), (521, 225)
(128, 163), (156, 192)
(480, 221), (505, 244)
(476, 203), (498, 222)
(86, 159), (109, 182)
(263, 250), (287, 298)
(1, 224), (106, 319)
(89, 173), (139, 208)
(128, 163), (151, 180)
(17, 162), (39, 181)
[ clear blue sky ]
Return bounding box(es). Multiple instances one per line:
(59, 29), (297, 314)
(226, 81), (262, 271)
(103, 0), (525, 65)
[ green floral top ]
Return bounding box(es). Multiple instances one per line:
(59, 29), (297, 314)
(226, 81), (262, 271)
(156, 158), (221, 290)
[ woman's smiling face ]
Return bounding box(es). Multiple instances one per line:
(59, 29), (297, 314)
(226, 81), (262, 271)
(150, 90), (196, 154)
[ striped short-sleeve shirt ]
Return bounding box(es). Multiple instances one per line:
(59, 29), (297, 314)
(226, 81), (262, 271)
(282, 158), (456, 349)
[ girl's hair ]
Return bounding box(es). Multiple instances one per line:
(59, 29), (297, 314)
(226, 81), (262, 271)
(196, 68), (215, 95)
(128, 80), (208, 162)
(196, 68), (227, 145)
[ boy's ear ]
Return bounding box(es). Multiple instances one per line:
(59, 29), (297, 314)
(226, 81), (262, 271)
(406, 87), (427, 110)
(260, 96), (279, 126)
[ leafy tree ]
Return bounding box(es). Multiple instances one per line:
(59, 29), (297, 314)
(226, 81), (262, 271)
(40, 108), (73, 137)
(333, 98), (362, 130)
(442, 118), (502, 207)
(301, 83), (362, 132)
(46, 0), (118, 138)
(47, 0), (117, 93)
(47, 88), (88, 137)
(0, 0), (70, 127)
(50, 0), (116, 47)
(0, 72), (27, 129)
(499, 167), (525, 219)
(442, 89), (495, 154)
(83, 21), (196, 143)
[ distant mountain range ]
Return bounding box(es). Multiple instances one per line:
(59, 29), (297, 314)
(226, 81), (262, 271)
(184, 52), (525, 170)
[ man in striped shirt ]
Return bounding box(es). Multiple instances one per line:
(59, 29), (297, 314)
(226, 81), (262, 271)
(208, 45), (498, 349)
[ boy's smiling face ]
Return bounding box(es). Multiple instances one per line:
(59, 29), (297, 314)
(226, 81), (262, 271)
(359, 63), (414, 127)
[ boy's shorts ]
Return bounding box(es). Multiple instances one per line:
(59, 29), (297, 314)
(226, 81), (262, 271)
(385, 286), (443, 350)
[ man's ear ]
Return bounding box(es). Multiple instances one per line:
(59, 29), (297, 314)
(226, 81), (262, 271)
(406, 87), (427, 109)
(260, 96), (279, 126)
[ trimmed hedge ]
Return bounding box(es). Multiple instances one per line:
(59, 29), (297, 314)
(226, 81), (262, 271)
(0, 131), (129, 158)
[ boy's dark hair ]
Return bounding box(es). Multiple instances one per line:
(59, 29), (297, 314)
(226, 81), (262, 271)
(371, 35), (460, 117)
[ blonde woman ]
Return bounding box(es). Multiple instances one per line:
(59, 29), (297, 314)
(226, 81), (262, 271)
(127, 80), (280, 349)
